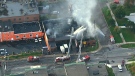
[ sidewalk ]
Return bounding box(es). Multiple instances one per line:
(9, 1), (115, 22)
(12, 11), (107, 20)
(106, 2), (126, 43)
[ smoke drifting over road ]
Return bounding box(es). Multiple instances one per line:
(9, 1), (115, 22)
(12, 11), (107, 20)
(67, 0), (99, 37)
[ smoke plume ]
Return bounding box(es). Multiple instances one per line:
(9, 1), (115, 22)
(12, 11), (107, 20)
(67, 0), (98, 38)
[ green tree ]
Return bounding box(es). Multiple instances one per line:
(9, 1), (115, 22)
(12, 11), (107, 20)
(114, 6), (126, 19)
(124, 0), (135, 8)
(114, 26), (121, 34)
(126, 21), (135, 32)
(108, 17), (115, 25)
(106, 9), (111, 16)
(110, 3), (117, 10)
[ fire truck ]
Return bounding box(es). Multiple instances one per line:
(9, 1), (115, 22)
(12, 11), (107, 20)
(55, 55), (70, 62)
(81, 55), (90, 62)
(27, 56), (40, 62)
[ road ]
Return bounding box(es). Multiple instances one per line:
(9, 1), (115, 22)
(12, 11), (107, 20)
(2, 44), (134, 76)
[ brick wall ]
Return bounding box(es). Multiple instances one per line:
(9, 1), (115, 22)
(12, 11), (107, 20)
(0, 14), (39, 23)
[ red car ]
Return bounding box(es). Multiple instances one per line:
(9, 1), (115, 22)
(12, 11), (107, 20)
(55, 56), (70, 62)
(114, 0), (119, 4)
(27, 56), (40, 62)
(82, 55), (90, 62)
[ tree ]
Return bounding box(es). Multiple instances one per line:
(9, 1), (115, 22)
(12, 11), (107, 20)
(124, 0), (135, 7)
(110, 3), (117, 10)
(114, 6), (126, 19)
(126, 21), (135, 32)
(114, 26), (121, 34)
(108, 17), (115, 25)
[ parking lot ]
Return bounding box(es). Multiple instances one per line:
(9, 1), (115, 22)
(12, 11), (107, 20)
(0, 38), (45, 56)
(87, 64), (108, 76)
(65, 63), (89, 76)
(112, 66), (131, 76)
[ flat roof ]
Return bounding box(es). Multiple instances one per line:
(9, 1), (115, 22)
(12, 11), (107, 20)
(0, 0), (39, 18)
(65, 63), (89, 76)
(0, 20), (13, 32)
(43, 18), (78, 39)
(13, 21), (41, 34)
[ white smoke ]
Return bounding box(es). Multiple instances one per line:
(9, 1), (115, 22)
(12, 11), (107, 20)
(67, 0), (98, 37)
(46, 29), (52, 35)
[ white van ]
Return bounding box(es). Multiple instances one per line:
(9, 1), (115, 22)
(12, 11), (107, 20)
(118, 64), (122, 72)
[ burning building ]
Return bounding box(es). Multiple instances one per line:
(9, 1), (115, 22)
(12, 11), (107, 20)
(43, 18), (96, 53)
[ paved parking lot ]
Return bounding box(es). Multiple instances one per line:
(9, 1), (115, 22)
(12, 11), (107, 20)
(0, 38), (45, 55)
(112, 66), (131, 76)
(65, 63), (89, 76)
(87, 64), (108, 76)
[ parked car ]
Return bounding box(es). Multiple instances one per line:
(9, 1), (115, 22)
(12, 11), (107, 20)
(55, 55), (70, 62)
(0, 49), (8, 56)
(110, 35), (115, 44)
(118, 64), (123, 72)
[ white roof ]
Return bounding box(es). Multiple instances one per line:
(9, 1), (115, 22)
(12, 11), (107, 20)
(63, 44), (68, 48)
(125, 13), (135, 23)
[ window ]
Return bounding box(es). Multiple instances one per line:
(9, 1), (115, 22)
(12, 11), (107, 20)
(14, 18), (16, 21)
(16, 36), (19, 38)
(23, 35), (26, 38)
(30, 34), (33, 37)
(8, 19), (10, 21)
(34, 17), (36, 19)
(19, 18), (21, 20)
(27, 17), (29, 19)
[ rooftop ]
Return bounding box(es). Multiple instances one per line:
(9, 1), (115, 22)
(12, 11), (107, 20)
(0, 0), (39, 18)
(43, 18), (78, 39)
(0, 20), (13, 32)
(13, 21), (41, 34)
